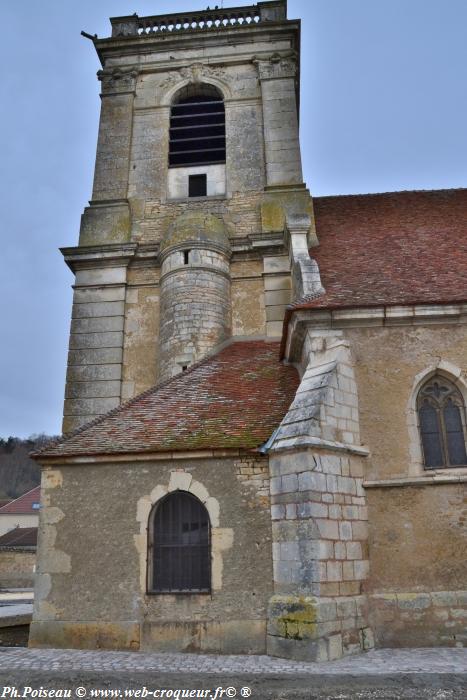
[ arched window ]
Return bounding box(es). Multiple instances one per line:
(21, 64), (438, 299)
(417, 375), (467, 469)
(169, 84), (225, 168)
(148, 491), (211, 593)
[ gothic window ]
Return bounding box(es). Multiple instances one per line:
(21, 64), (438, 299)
(148, 491), (211, 593)
(417, 375), (467, 469)
(169, 85), (225, 167)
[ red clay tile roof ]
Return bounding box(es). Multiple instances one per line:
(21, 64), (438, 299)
(35, 341), (299, 459)
(0, 527), (37, 548)
(301, 188), (467, 310)
(0, 487), (41, 514)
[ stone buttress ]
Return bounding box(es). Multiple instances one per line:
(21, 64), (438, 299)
(265, 326), (374, 661)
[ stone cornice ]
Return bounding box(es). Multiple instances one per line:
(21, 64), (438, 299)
(62, 236), (288, 274)
(37, 448), (251, 467)
(61, 244), (137, 273)
(283, 303), (467, 362)
(93, 23), (300, 67)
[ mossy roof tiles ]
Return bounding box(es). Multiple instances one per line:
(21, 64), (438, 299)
(304, 188), (467, 309)
(36, 341), (298, 459)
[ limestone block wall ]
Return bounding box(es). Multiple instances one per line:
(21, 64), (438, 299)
(159, 248), (231, 379)
(231, 259), (266, 337)
(366, 481), (467, 648)
(30, 455), (273, 653)
(121, 271), (160, 402)
(262, 255), (292, 337)
(340, 323), (467, 646)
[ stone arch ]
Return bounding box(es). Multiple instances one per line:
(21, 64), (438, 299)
(406, 360), (467, 475)
(159, 74), (232, 108)
(134, 470), (233, 594)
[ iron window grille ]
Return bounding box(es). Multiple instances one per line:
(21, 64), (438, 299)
(417, 376), (467, 469)
(169, 88), (225, 168)
(148, 491), (211, 593)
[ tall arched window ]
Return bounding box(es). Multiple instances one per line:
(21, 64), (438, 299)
(169, 84), (225, 168)
(417, 375), (467, 469)
(148, 491), (211, 593)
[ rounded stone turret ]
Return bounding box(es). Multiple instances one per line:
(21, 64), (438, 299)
(158, 212), (231, 380)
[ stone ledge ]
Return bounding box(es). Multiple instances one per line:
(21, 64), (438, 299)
(364, 474), (467, 488)
(270, 437), (369, 457)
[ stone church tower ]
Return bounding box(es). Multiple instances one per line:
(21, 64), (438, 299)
(62, 0), (318, 432)
(32, 0), (466, 660)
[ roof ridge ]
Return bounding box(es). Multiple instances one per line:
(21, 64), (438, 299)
(315, 187), (467, 200)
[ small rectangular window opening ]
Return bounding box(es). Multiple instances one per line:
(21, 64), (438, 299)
(183, 250), (190, 265)
(188, 174), (207, 197)
(182, 365), (189, 372)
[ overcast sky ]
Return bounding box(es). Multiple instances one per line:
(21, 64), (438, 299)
(1, 0), (467, 439)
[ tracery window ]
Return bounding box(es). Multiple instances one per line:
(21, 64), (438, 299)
(169, 84), (225, 168)
(148, 491), (211, 593)
(417, 375), (467, 469)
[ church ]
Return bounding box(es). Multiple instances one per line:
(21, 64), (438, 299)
(31, 1), (466, 661)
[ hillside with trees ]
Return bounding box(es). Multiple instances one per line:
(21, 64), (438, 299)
(0, 435), (58, 500)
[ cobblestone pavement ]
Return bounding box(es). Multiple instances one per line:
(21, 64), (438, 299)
(0, 647), (465, 675)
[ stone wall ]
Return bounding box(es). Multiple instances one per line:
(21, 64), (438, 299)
(339, 322), (466, 647)
(0, 550), (35, 588)
(366, 481), (466, 648)
(370, 590), (466, 648)
(30, 455), (273, 653)
(346, 324), (467, 480)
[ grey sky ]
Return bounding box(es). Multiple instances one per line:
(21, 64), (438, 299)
(1, 0), (466, 438)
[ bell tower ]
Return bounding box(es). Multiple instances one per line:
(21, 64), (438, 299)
(61, 0), (320, 432)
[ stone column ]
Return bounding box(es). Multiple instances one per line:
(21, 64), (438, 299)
(255, 54), (303, 186)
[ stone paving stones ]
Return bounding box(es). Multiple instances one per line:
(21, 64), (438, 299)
(0, 648), (465, 675)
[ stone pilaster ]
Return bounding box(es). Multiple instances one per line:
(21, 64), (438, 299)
(254, 53), (302, 186)
(62, 245), (136, 433)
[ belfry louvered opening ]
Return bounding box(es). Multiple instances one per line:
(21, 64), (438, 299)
(169, 85), (225, 167)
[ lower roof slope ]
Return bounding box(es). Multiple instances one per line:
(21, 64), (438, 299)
(304, 188), (467, 310)
(36, 340), (299, 459)
(0, 527), (37, 548)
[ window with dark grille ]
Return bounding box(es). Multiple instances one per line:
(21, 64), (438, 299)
(149, 491), (211, 593)
(188, 174), (207, 197)
(417, 375), (467, 469)
(169, 85), (225, 168)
